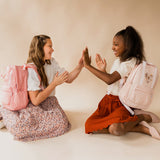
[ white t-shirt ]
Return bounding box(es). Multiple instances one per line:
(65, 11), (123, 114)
(107, 58), (137, 96)
(27, 57), (65, 96)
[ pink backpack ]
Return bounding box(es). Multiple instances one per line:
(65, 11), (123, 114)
(119, 61), (159, 110)
(0, 64), (40, 111)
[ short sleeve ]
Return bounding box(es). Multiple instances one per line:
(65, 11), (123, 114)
(27, 68), (41, 91)
(116, 58), (136, 78)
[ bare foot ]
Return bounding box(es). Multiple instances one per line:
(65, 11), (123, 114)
(131, 124), (150, 135)
(140, 121), (160, 140)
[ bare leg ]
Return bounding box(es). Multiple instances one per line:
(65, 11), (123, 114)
(92, 128), (109, 134)
(108, 114), (152, 136)
(92, 114), (152, 135)
(130, 124), (150, 136)
(122, 114), (152, 132)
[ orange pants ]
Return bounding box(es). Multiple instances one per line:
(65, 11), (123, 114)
(85, 94), (138, 133)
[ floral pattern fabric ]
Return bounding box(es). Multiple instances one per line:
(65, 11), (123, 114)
(0, 96), (71, 141)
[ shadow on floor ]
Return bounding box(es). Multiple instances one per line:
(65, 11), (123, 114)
(64, 110), (89, 131)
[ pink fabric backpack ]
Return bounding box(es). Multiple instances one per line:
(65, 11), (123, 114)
(0, 64), (40, 111)
(119, 61), (159, 110)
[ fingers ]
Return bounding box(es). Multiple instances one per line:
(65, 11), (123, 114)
(85, 47), (88, 54)
(82, 47), (88, 55)
(82, 47), (91, 66)
(56, 71), (68, 79)
(103, 58), (106, 65)
(62, 75), (69, 82)
(54, 71), (69, 84)
(79, 56), (83, 63)
(55, 72), (59, 77)
(61, 71), (69, 76)
(96, 53), (103, 63)
(96, 53), (102, 61)
(83, 47), (89, 56)
(60, 71), (69, 80)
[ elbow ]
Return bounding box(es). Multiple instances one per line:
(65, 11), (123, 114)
(106, 81), (111, 85)
(104, 74), (117, 85)
(105, 79), (114, 85)
(105, 81), (112, 85)
(31, 100), (40, 106)
(66, 80), (73, 84)
(65, 78), (74, 83)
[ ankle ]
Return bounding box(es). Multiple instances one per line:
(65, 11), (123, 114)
(146, 115), (152, 123)
(139, 114), (152, 123)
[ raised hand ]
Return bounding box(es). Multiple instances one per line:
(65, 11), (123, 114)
(95, 53), (106, 72)
(82, 47), (91, 67)
(52, 71), (69, 86)
(78, 53), (84, 68)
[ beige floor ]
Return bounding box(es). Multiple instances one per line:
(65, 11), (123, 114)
(0, 108), (160, 160)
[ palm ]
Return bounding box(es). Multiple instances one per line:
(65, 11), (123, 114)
(83, 47), (91, 66)
(78, 56), (84, 68)
(95, 54), (106, 72)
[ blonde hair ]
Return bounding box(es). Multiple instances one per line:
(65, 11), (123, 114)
(27, 35), (51, 87)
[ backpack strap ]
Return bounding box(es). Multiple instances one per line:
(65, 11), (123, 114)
(152, 67), (158, 88)
(23, 64), (41, 82)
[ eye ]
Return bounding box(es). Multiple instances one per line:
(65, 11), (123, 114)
(114, 43), (119, 46)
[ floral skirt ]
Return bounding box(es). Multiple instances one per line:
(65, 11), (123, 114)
(85, 94), (138, 134)
(0, 96), (71, 141)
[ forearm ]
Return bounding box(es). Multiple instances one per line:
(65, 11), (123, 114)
(85, 65), (118, 85)
(29, 82), (57, 106)
(66, 65), (82, 83)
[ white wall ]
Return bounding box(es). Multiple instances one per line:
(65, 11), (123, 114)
(0, 0), (160, 112)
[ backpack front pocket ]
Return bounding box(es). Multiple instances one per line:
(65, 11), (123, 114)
(13, 91), (28, 110)
(128, 86), (152, 109)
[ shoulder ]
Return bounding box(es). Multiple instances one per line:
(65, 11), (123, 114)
(46, 57), (58, 66)
(50, 57), (61, 68)
(28, 68), (40, 81)
(44, 57), (63, 72)
(51, 57), (55, 63)
(120, 58), (137, 68)
(27, 68), (41, 91)
(116, 58), (137, 78)
(113, 58), (120, 64)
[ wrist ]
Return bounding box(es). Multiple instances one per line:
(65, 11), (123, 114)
(101, 69), (106, 73)
(77, 64), (83, 70)
(85, 64), (91, 69)
(51, 81), (58, 88)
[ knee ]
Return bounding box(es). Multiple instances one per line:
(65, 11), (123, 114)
(108, 123), (125, 136)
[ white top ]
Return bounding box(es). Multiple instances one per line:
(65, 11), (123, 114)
(27, 57), (65, 96)
(107, 58), (137, 96)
